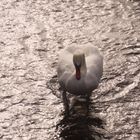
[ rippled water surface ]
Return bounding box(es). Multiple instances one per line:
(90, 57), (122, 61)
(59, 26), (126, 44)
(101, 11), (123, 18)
(0, 0), (140, 139)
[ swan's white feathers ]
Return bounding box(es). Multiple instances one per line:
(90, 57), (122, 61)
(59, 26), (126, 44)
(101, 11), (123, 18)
(57, 44), (103, 95)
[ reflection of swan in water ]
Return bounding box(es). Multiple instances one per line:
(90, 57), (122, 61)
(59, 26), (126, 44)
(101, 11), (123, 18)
(57, 43), (103, 115)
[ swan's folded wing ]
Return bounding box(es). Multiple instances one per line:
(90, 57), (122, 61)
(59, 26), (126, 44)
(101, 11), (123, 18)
(57, 49), (74, 78)
(86, 52), (103, 72)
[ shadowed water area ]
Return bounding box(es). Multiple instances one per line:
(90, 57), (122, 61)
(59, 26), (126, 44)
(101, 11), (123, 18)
(0, 0), (140, 139)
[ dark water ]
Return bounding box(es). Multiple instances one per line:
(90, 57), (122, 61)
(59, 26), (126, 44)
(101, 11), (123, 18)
(49, 76), (110, 140)
(57, 98), (107, 140)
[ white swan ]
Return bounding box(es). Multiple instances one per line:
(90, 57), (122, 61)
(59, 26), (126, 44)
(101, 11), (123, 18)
(57, 43), (103, 115)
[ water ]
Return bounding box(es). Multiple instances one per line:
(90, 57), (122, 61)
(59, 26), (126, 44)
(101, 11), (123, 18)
(0, 0), (140, 139)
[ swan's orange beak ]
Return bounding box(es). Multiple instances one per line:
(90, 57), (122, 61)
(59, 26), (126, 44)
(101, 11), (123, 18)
(76, 67), (81, 80)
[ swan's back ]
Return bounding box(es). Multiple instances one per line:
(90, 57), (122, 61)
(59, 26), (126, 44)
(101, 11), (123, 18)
(57, 43), (103, 94)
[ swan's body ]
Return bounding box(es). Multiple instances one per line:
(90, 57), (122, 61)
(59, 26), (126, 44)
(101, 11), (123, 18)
(57, 43), (103, 115)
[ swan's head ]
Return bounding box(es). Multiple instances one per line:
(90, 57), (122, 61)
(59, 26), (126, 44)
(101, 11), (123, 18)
(73, 53), (85, 80)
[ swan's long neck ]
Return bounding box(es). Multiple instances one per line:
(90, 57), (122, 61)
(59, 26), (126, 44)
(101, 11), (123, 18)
(73, 52), (87, 80)
(81, 56), (87, 76)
